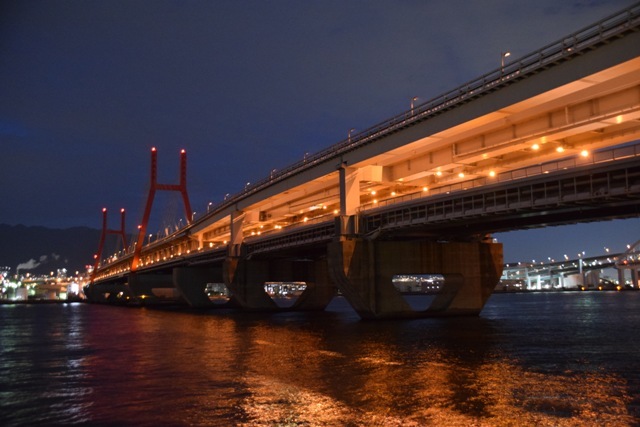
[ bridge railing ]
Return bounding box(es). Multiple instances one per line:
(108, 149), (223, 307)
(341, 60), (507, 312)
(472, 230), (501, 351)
(196, 2), (640, 225)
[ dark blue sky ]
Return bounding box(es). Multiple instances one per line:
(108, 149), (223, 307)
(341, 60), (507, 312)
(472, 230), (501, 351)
(1, 0), (638, 263)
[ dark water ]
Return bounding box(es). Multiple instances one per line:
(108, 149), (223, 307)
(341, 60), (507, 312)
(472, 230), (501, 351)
(1, 292), (639, 426)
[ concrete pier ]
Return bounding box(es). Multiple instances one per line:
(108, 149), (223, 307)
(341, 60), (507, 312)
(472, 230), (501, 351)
(222, 255), (337, 311)
(173, 267), (219, 307)
(290, 260), (337, 311)
(223, 257), (278, 310)
(328, 238), (503, 319)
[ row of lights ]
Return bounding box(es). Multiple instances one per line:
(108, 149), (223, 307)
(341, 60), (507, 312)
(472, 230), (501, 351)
(530, 142), (590, 158)
(429, 143), (593, 187)
(247, 206), (342, 236)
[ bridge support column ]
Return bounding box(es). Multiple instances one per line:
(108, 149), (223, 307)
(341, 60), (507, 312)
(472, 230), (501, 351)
(83, 284), (104, 302)
(173, 267), (221, 308)
(328, 238), (503, 319)
(223, 257), (278, 310)
(338, 164), (360, 216)
(618, 269), (625, 287)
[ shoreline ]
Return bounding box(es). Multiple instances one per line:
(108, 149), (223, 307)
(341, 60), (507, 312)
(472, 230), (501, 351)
(2, 287), (636, 306)
(0, 299), (86, 305)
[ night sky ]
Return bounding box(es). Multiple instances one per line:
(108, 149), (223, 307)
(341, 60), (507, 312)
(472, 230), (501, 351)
(2, 0), (638, 263)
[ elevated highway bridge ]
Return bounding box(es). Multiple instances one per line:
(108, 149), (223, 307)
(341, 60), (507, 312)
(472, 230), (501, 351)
(86, 3), (640, 319)
(501, 239), (640, 292)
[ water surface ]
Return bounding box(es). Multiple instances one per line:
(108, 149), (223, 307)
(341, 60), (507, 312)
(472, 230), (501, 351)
(1, 292), (638, 426)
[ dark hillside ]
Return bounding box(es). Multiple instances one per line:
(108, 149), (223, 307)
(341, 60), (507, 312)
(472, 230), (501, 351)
(0, 224), (124, 276)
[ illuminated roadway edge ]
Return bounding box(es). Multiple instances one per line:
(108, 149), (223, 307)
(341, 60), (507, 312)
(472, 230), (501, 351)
(96, 3), (640, 280)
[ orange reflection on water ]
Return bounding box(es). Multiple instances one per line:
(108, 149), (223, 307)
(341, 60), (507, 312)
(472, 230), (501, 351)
(76, 305), (635, 426)
(236, 358), (633, 426)
(231, 325), (634, 426)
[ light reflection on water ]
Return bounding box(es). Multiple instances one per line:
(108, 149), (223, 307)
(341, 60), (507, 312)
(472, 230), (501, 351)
(0, 293), (638, 426)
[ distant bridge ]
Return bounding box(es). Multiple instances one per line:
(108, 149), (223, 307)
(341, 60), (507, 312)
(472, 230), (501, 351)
(501, 240), (640, 291)
(86, 3), (640, 319)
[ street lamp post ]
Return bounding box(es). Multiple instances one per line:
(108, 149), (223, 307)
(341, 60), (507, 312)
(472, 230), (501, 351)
(578, 251), (585, 287)
(501, 51), (511, 70)
(411, 96), (418, 115)
(348, 128), (356, 144)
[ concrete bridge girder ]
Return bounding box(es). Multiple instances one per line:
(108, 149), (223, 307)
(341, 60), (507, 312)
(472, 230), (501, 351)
(381, 82), (640, 188)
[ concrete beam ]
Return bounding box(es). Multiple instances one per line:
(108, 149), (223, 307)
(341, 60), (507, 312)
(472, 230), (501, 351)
(230, 211), (245, 256)
(339, 164), (360, 216)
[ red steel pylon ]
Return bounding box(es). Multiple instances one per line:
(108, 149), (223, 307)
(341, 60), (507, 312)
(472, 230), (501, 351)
(90, 207), (127, 283)
(131, 148), (192, 271)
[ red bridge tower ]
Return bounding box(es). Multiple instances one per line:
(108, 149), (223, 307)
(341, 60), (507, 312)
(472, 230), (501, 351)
(131, 148), (192, 271)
